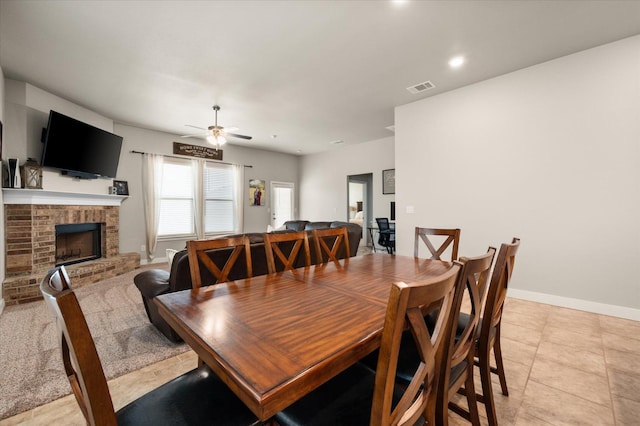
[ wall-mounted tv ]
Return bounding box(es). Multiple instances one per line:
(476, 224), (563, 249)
(41, 110), (123, 179)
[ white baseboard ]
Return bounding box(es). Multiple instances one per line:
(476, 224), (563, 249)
(508, 288), (640, 321)
(0, 298), (5, 316)
(139, 256), (168, 266)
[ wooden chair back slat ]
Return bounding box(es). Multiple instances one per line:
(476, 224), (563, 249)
(187, 236), (253, 289)
(482, 238), (520, 342)
(312, 227), (350, 264)
(414, 227), (461, 261)
(264, 231), (311, 273)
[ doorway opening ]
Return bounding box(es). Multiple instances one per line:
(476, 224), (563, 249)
(347, 173), (373, 248)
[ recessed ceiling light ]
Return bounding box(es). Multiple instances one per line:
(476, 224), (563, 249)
(449, 56), (465, 69)
(329, 140), (345, 145)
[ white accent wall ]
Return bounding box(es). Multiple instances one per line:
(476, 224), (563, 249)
(299, 136), (395, 223)
(395, 35), (640, 319)
(0, 65), (5, 314)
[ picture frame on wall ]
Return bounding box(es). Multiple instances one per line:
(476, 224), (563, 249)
(249, 179), (265, 206)
(113, 180), (129, 196)
(382, 169), (395, 194)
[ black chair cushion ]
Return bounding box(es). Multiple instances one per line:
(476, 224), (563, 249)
(275, 362), (406, 426)
(367, 310), (472, 385)
(116, 365), (260, 426)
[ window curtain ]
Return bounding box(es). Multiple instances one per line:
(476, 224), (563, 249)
(192, 158), (205, 239)
(233, 164), (244, 233)
(141, 153), (164, 260)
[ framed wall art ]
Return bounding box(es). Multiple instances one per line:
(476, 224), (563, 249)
(113, 180), (129, 196)
(249, 179), (265, 206)
(382, 169), (395, 194)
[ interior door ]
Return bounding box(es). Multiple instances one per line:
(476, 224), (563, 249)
(271, 181), (295, 229)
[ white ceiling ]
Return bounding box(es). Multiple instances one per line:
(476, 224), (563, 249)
(1, 1), (640, 155)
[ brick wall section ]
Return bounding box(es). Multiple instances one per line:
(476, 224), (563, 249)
(3, 204), (140, 305)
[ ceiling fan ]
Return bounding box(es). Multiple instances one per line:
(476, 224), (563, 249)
(182, 105), (252, 148)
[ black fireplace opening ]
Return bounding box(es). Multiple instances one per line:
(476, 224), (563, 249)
(55, 223), (102, 266)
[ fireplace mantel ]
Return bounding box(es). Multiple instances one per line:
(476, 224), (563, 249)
(2, 189), (127, 206)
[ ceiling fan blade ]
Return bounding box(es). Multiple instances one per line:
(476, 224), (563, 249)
(180, 133), (207, 138)
(227, 132), (252, 140)
(185, 124), (207, 131)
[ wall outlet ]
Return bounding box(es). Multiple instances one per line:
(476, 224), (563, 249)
(140, 245), (146, 252)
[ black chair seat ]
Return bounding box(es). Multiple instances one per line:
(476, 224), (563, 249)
(364, 310), (475, 385)
(117, 365), (260, 426)
(275, 362), (408, 426)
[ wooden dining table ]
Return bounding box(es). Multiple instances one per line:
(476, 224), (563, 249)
(155, 253), (451, 421)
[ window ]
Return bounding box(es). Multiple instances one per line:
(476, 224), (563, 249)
(204, 163), (235, 234)
(157, 159), (239, 238)
(158, 160), (194, 237)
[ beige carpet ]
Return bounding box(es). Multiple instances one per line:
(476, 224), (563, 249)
(0, 264), (189, 420)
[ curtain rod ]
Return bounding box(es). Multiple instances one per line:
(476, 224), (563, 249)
(129, 150), (253, 168)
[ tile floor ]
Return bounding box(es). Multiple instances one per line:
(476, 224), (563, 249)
(1, 297), (639, 425)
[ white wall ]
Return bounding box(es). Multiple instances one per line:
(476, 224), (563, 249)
(299, 136), (395, 223)
(0, 66), (5, 314)
(115, 124), (300, 260)
(395, 35), (640, 319)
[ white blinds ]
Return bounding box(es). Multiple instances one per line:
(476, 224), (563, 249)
(158, 161), (194, 236)
(156, 158), (238, 237)
(204, 163), (234, 233)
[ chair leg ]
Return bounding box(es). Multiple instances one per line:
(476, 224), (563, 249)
(493, 324), (509, 396)
(477, 350), (499, 426)
(464, 366), (481, 426)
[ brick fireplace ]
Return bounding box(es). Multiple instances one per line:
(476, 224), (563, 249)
(3, 189), (140, 305)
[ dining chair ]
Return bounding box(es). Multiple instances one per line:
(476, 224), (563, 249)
(414, 227), (461, 261)
(442, 248), (496, 425)
(311, 227), (350, 264)
(264, 230), (311, 273)
(375, 217), (395, 254)
(472, 238), (520, 426)
(187, 235), (253, 289)
(40, 265), (260, 426)
(274, 264), (462, 426)
(387, 248), (495, 425)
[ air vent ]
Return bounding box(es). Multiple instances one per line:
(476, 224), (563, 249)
(406, 80), (435, 94)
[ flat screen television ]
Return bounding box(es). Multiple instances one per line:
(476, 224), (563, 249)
(41, 110), (123, 179)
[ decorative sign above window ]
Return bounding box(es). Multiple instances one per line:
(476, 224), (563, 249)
(173, 142), (223, 160)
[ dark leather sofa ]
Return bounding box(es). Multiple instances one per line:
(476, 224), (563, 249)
(134, 221), (362, 341)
